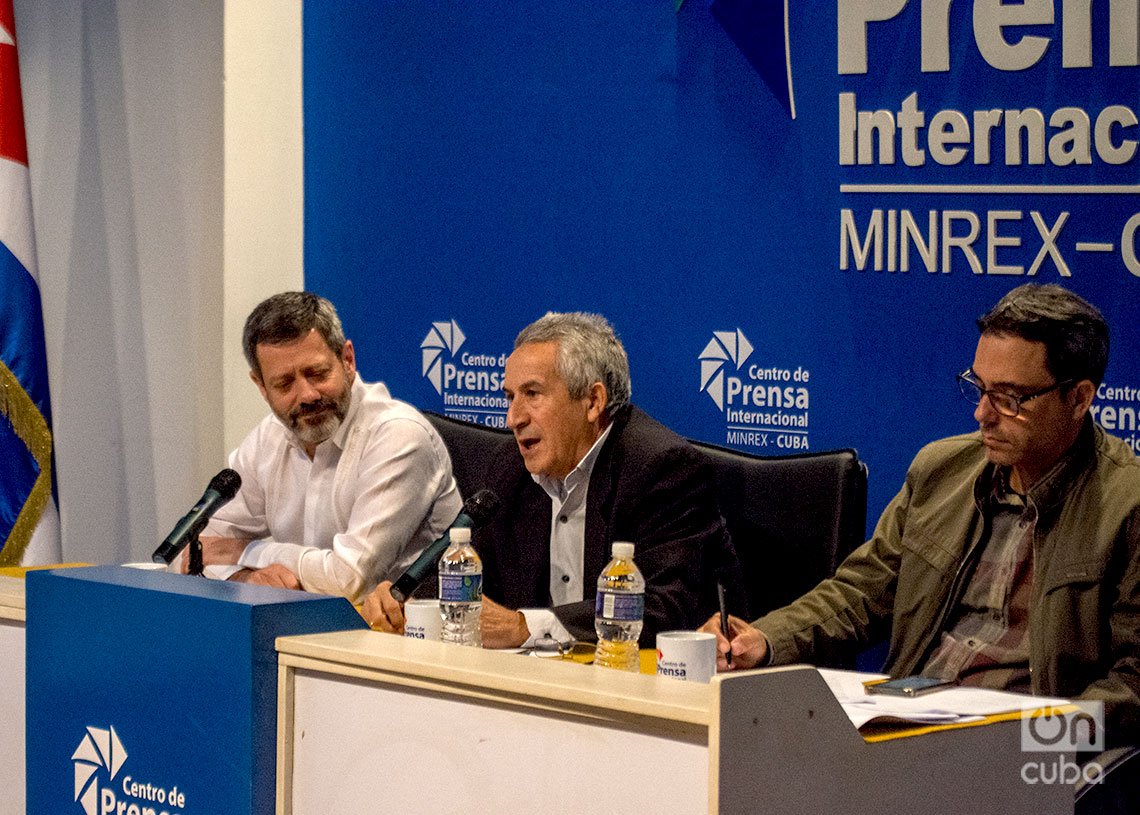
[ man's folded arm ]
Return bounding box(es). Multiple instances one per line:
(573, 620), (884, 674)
(755, 479), (909, 667)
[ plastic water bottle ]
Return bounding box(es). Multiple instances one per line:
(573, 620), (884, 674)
(594, 541), (645, 671)
(438, 527), (482, 646)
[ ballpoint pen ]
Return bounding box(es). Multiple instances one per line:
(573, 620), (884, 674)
(717, 581), (733, 668)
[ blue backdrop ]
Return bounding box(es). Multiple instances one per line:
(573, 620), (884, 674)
(302, 1), (1140, 529)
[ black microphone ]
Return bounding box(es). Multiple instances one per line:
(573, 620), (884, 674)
(151, 469), (243, 565)
(389, 489), (501, 602)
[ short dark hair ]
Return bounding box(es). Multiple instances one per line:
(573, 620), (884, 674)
(242, 292), (346, 378)
(977, 284), (1109, 386)
(514, 312), (631, 417)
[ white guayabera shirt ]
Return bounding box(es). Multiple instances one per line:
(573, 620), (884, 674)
(205, 378), (462, 604)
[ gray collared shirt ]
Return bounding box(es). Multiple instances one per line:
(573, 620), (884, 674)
(519, 424), (612, 645)
(532, 424), (613, 605)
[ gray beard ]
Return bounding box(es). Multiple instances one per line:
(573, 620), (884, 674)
(288, 384), (352, 448)
(292, 410), (343, 449)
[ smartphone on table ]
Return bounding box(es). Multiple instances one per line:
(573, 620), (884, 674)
(864, 676), (956, 697)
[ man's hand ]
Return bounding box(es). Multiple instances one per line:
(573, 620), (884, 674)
(227, 564), (301, 590)
(362, 580), (406, 633)
(698, 613), (767, 671)
(480, 596), (530, 649)
(189, 536), (251, 570)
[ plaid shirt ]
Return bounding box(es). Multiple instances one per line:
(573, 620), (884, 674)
(921, 471), (1038, 692)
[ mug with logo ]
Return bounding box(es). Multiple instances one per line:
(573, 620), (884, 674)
(403, 598), (443, 641)
(655, 630), (717, 683)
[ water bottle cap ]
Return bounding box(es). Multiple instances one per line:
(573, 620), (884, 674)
(451, 527), (472, 544)
(611, 541), (635, 559)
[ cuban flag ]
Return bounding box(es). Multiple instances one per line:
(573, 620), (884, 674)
(0, 0), (60, 566)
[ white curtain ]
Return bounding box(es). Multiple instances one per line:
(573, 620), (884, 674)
(16, 0), (225, 564)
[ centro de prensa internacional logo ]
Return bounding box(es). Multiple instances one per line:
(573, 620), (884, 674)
(420, 319), (466, 395)
(72, 725), (128, 815)
(698, 328), (754, 411)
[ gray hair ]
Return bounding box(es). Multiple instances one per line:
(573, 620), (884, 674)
(514, 312), (632, 416)
(977, 284), (1109, 387)
(242, 292), (347, 378)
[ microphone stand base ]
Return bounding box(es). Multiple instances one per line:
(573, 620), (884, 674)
(188, 536), (204, 577)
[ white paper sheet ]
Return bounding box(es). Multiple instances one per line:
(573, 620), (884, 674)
(816, 668), (1071, 729)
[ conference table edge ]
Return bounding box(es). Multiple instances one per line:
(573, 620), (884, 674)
(0, 575), (26, 621)
(274, 628), (712, 726)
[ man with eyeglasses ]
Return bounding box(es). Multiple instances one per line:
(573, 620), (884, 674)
(703, 283), (1140, 748)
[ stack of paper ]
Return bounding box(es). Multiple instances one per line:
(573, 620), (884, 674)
(816, 668), (1071, 730)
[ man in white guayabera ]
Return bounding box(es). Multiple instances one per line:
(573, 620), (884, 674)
(193, 292), (461, 604)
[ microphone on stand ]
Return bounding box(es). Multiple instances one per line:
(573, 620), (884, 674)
(389, 489), (501, 603)
(152, 469), (243, 565)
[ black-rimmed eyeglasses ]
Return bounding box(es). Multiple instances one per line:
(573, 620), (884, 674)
(957, 370), (1073, 418)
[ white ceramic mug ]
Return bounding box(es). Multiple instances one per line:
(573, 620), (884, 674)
(655, 630), (717, 683)
(404, 598), (443, 641)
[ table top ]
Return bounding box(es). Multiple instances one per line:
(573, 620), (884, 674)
(0, 574), (25, 620)
(277, 627), (714, 727)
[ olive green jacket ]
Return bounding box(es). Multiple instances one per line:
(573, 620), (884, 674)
(756, 419), (1140, 745)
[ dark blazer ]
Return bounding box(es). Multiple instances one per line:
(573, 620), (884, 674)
(475, 405), (746, 644)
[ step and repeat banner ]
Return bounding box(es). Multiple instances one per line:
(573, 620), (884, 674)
(303, 2), (1140, 526)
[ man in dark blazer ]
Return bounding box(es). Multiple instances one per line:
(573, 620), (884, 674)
(363, 311), (744, 648)
(475, 312), (745, 648)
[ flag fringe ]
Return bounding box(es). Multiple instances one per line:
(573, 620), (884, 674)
(0, 359), (52, 566)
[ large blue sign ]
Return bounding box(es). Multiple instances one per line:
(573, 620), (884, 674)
(302, 2), (1140, 527)
(25, 567), (366, 815)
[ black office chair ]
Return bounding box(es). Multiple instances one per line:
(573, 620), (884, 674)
(425, 410), (868, 616)
(424, 411), (511, 500)
(1075, 745), (1140, 815)
(690, 441), (868, 624)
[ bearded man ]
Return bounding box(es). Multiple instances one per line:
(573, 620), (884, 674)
(195, 292), (461, 602)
